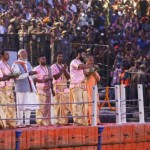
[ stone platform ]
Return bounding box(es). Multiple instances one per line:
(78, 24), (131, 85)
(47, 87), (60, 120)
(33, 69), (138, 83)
(101, 123), (150, 150)
(0, 123), (150, 150)
(0, 125), (98, 150)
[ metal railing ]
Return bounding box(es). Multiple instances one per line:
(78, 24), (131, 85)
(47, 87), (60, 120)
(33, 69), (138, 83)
(120, 84), (145, 124)
(0, 101), (92, 123)
(92, 85), (122, 125)
(70, 43), (113, 85)
(0, 33), (113, 85)
(1, 33), (117, 86)
(0, 84), (145, 127)
(92, 84), (145, 125)
(0, 33), (51, 65)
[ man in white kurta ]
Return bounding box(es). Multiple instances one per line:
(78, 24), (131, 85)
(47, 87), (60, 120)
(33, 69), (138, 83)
(12, 49), (38, 127)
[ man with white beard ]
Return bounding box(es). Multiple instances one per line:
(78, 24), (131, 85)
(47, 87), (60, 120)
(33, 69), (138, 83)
(12, 49), (38, 127)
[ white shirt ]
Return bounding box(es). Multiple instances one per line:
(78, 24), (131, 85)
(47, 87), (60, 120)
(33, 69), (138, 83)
(12, 62), (29, 80)
(26, 13), (31, 20)
(88, 0), (92, 7)
(81, 2), (88, 12)
(67, 4), (77, 13)
(70, 59), (85, 85)
(0, 25), (6, 42)
(48, 0), (53, 6)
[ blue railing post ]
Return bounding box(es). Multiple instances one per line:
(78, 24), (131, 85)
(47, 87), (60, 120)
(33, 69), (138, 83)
(16, 130), (22, 150)
(97, 127), (104, 150)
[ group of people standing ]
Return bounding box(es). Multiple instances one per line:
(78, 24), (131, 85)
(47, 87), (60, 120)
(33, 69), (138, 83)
(0, 48), (100, 128)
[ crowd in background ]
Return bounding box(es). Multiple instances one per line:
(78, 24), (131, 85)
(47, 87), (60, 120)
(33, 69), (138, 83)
(0, 0), (150, 105)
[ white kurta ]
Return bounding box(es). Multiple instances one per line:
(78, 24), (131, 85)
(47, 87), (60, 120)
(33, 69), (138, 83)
(16, 92), (39, 111)
(12, 63), (39, 111)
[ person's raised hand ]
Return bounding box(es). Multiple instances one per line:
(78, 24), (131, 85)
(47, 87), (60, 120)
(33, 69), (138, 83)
(62, 64), (67, 72)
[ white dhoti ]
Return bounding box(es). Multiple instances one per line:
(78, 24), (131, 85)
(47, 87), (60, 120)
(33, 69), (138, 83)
(16, 92), (39, 125)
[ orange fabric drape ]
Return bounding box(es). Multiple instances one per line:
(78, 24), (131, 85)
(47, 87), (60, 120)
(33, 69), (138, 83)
(120, 71), (130, 86)
(86, 71), (100, 125)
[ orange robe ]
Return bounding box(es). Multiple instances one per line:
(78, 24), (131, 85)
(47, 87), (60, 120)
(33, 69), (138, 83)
(86, 71), (100, 125)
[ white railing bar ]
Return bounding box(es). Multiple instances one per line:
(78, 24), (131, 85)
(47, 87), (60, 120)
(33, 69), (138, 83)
(120, 84), (126, 123)
(0, 101), (92, 106)
(98, 87), (115, 89)
(92, 86), (98, 126)
(138, 84), (145, 123)
(97, 113), (117, 116)
(98, 100), (117, 103)
(120, 99), (140, 102)
(126, 107), (139, 108)
(129, 72), (150, 76)
(121, 112), (139, 115)
(0, 115), (94, 120)
(115, 85), (122, 125)
(71, 43), (109, 47)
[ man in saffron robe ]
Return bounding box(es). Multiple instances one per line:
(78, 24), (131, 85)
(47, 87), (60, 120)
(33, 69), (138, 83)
(84, 55), (100, 125)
